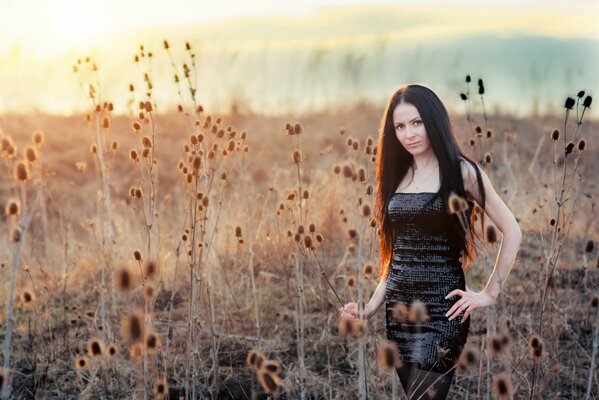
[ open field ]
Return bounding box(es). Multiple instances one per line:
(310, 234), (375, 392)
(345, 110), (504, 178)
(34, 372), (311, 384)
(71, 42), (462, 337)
(0, 98), (598, 399)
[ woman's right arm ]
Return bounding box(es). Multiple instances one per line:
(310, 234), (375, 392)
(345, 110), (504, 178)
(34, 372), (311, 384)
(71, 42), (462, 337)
(364, 276), (387, 319)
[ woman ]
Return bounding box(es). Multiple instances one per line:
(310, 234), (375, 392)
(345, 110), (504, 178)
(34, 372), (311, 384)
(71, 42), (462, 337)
(341, 84), (522, 399)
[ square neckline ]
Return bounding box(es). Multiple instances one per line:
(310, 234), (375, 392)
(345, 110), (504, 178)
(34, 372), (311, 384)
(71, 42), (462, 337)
(393, 189), (440, 195)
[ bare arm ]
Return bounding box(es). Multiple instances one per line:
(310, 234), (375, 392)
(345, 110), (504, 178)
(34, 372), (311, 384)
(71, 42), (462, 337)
(341, 273), (387, 320)
(446, 161), (523, 322)
(364, 276), (387, 319)
(462, 160), (523, 298)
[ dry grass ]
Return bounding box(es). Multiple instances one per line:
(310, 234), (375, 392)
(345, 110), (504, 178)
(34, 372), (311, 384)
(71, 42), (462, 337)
(0, 52), (597, 399)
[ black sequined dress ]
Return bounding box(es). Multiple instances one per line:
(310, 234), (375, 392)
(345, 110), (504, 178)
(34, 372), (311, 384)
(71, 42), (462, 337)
(385, 191), (470, 374)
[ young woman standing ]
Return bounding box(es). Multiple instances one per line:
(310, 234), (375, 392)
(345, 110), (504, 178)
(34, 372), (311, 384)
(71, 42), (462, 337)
(341, 84), (522, 399)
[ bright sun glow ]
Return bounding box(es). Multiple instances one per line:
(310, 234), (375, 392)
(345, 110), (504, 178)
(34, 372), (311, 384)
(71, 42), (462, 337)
(48, 2), (102, 47)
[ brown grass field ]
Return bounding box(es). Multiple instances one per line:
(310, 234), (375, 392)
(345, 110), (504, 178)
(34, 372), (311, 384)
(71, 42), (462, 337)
(0, 75), (598, 399)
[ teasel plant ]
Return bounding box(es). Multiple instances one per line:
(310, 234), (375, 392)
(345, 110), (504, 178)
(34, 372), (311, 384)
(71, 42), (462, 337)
(129, 44), (161, 260)
(531, 90), (592, 399)
(284, 121), (308, 399)
(72, 57), (116, 337)
(460, 75), (490, 164)
(175, 112), (242, 397)
(538, 93), (591, 329)
(1, 134), (39, 400)
(163, 39), (201, 115)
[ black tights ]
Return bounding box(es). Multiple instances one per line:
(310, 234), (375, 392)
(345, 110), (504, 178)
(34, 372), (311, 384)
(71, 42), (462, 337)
(395, 362), (455, 400)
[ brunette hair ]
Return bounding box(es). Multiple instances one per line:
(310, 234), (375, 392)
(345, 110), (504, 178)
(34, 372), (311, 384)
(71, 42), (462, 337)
(375, 84), (486, 278)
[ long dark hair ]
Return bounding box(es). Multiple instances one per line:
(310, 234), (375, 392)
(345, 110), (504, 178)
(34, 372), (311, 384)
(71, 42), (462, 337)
(375, 84), (486, 278)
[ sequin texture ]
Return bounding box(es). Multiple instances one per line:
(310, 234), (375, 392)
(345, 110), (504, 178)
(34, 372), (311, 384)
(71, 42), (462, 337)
(385, 191), (470, 373)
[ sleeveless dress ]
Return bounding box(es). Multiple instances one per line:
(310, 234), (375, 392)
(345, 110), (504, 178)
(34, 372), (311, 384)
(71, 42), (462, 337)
(385, 191), (470, 374)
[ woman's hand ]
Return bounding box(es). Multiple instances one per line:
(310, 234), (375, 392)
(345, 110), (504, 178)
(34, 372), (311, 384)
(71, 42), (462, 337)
(340, 302), (360, 319)
(445, 287), (496, 322)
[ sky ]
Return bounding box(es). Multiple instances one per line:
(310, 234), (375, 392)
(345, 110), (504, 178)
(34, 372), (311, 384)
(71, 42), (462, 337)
(1, 0), (598, 57)
(0, 0), (597, 116)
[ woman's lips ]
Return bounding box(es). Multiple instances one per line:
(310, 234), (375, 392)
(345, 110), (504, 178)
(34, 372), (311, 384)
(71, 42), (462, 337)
(406, 141), (421, 147)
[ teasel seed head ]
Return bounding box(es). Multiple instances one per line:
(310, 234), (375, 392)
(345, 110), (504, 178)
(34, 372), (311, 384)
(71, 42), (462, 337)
(129, 342), (144, 360)
(292, 150), (302, 164)
(144, 259), (158, 280)
(315, 233), (323, 243)
(262, 359), (282, 375)
(11, 228), (21, 243)
(294, 123), (303, 135)
(478, 78), (485, 95)
(309, 223), (316, 233)
(153, 378), (169, 399)
(14, 161), (29, 181)
(345, 275), (356, 288)
(491, 373), (512, 399)
(468, 138), (476, 147)
(448, 192), (466, 214)
(302, 189), (309, 199)
(121, 311), (145, 343)
(408, 300), (429, 324)
(106, 343), (118, 358)
(565, 142), (574, 155)
(257, 370), (281, 395)
(130, 149), (139, 162)
(460, 93), (467, 101)
(20, 289), (35, 306)
(363, 263), (374, 277)
(102, 117), (110, 129)
(486, 225), (498, 244)
(332, 165), (341, 174)
(583, 95), (592, 108)
(5, 199), (20, 217)
(564, 97), (575, 110)
(529, 334), (544, 361)
(338, 315), (353, 336)
(303, 235), (313, 249)
(142, 136), (153, 148)
(484, 152), (493, 164)
(24, 146), (38, 163)
(488, 333), (505, 357)
(361, 204), (371, 217)
(246, 349), (267, 370)
(577, 139), (586, 151)
(87, 338), (104, 358)
(74, 355), (89, 369)
(551, 129), (559, 141)
(143, 282), (156, 299)
(351, 319), (367, 337)
(144, 330), (161, 353)
(585, 240), (594, 253)
(115, 267), (133, 291)
(392, 302), (409, 323)
(377, 340), (402, 372)
(90, 144), (97, 154)
(456, 346), (478, 374)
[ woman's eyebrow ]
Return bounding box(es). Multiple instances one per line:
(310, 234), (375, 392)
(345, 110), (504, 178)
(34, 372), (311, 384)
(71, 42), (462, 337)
(395, 117), (421, 125)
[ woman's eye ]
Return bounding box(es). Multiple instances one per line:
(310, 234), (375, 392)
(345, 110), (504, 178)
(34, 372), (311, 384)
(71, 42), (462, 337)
(414, 120), (422, 125)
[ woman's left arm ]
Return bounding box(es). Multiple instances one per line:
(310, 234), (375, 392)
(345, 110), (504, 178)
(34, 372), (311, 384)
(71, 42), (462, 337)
(446, 162), (523, 322)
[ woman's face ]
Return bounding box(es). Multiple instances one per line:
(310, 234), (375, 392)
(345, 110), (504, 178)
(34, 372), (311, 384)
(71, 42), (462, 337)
(392, 101), (432, 157)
